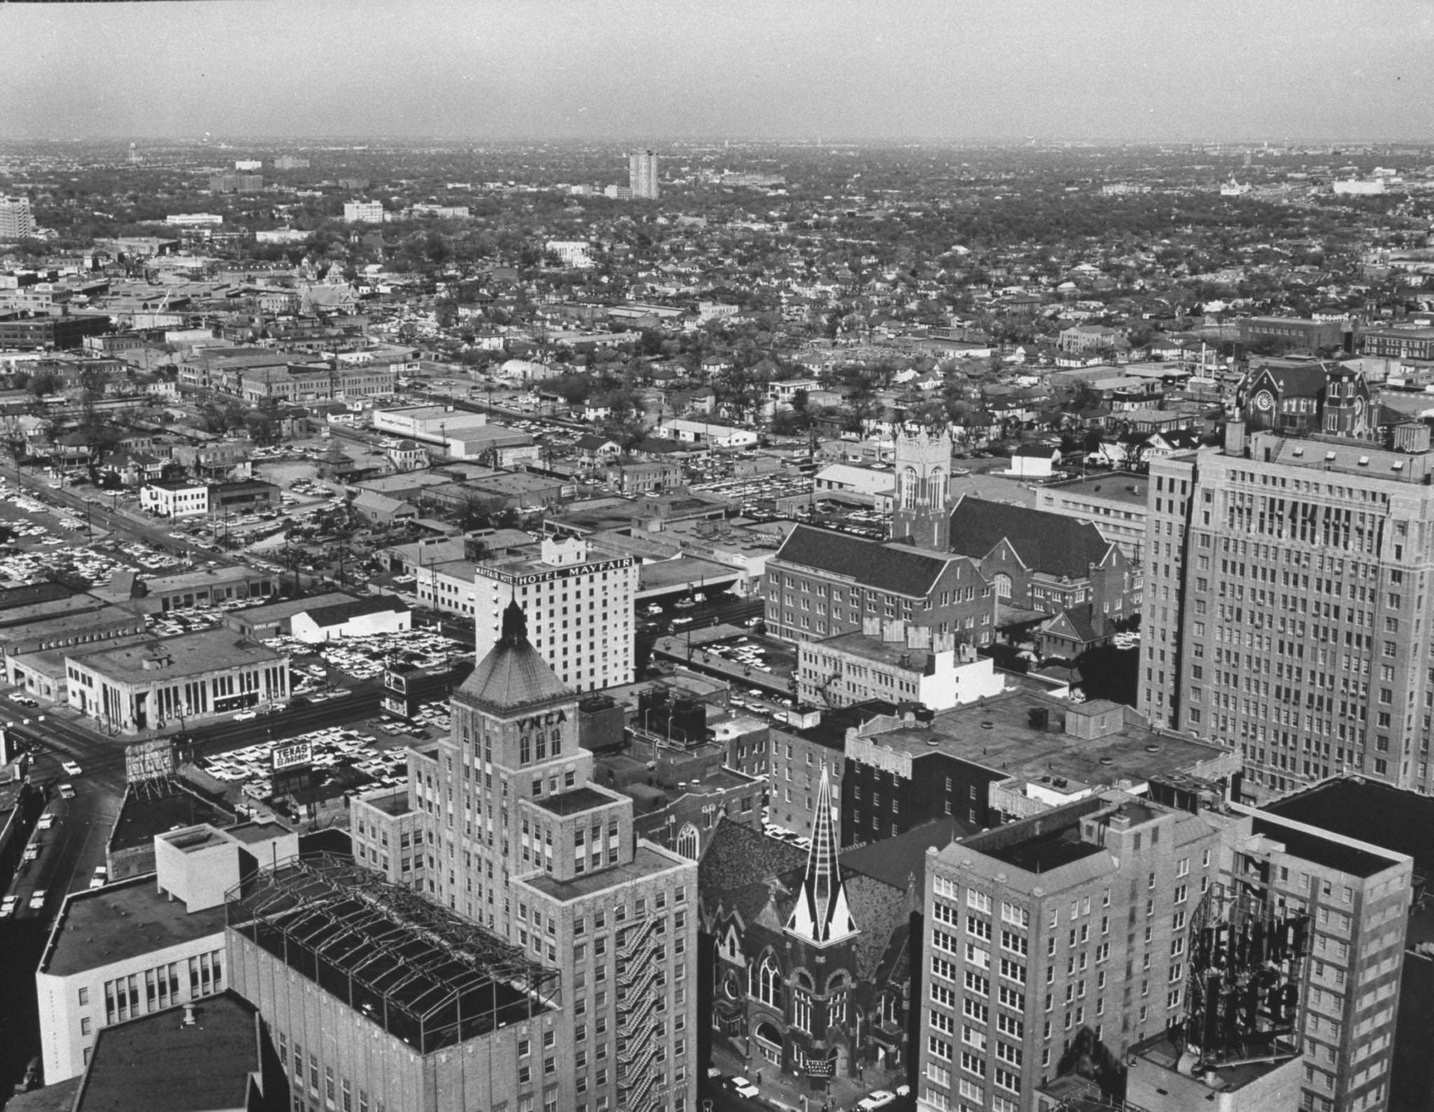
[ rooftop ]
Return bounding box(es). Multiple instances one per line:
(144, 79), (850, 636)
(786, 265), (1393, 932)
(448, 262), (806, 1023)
(774, 524), (967, 598)
(523, 842), (687, 902)
(226, 820), (291, 845)
(859, 689), (1235, 787)
(227, 855), (556, 1054)
(40, 876), (228, 978)
(110, 779), (235, 854)
(73, 628), (285, 683)
(356, 786), (414, 817)
(75, 993), (261, 1112)
(1264, 776), (1434, 877)
(1040, 472), (1149, 506)
(1250, 814), (1398, 879)
(533, 785), (618, 816)
(948, 496), (1116, 579)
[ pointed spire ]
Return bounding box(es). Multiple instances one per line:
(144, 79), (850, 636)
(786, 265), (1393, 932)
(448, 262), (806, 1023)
(500, 599), (527, 646)
(785, 765), (858, 947)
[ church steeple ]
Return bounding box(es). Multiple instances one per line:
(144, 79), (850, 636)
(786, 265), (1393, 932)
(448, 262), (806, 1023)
(890, 423), (953, 550)
(784, 766), (858, 947)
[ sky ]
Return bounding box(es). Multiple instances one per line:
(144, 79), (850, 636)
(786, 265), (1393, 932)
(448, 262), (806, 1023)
(3, 0), (1434, 144)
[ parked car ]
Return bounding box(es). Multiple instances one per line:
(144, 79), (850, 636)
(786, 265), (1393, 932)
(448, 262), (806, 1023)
(58, 783), (75, 799)
(61, 760), (81, 776)
(28, 889), (46, 911)
(0, 895), (16, 918)
(233, 710), (258, 722)
(727, 1077), (760, 1100)
(89, 866), (107, 890)
(36, 812), (54, 830)
(856, 1092), (897, 1112)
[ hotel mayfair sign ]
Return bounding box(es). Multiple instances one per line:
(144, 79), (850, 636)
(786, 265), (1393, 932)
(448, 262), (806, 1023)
(482, 558), (633, 587)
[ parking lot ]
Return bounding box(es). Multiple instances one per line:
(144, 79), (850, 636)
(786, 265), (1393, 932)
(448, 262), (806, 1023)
(198, 718), (427, 802)
(262, 627), (468, 686)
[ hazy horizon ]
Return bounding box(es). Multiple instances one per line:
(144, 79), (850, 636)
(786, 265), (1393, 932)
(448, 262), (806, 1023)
(4, 0), (1434, 145)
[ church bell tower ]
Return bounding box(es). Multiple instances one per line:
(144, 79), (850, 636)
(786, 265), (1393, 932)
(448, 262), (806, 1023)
(890, 424), (953, 550)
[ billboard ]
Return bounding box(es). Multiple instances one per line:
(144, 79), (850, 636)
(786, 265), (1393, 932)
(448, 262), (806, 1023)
(272, 740), (313, 772)
(125, 738), (177, 784)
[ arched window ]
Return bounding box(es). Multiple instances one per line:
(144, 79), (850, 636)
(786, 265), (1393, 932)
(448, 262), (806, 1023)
(992, 572), (1013, 600)
(928, 466), (945, 507)
(826, 971), (850, 1027)
(676, 822), (700, 859)
(757, 955), (783, 1009)
(899, 467), (918, 509)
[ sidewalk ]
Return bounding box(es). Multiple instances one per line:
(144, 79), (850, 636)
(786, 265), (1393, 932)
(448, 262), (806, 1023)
(709, 1036), (903, 1112)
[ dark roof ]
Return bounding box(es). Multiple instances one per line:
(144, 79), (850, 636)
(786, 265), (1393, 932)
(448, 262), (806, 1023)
(840, 818), (967, 890)
(456, 602), (572, 714)
(1263, 778), (1434, 877)
(1250, 816), (1393, 879)
(76, 992), (260, 1112)
(774, 525), (960, 597)
(699, 818), (808, 923)
(948, 496), (1114, 579)
(1248, 362), (1327, 397)
(302, 594), (410, 627)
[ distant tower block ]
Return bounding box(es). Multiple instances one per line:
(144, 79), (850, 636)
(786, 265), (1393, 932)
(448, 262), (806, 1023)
(628, 149), (659, 200)
(128, 142), (140, 165)
(890, 424), (953, 550)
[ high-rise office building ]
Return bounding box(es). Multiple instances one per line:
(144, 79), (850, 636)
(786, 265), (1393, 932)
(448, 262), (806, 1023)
(918, 791), (1224, 1112)
(354, 601), (697, 1112)
(917, 788), (1412, 1112)
(0, 196), (35, 239)
(1142, 422), (1434, 796)
(629, 150), (660, 200)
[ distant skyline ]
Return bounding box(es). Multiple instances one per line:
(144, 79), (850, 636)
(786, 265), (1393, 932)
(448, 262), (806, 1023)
(3, 0), (1434, 145)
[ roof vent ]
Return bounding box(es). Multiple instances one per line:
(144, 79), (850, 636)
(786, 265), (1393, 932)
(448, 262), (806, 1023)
(1357, 456), (1370, 467)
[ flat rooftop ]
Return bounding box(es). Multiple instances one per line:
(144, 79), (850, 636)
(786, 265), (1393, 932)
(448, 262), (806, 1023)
(227, 820), (290, 845)
(80, 992), (258, 1112)
(815, 630), (937, 670)
(41, 877), (228, 978)
(111, 780), (234, 853)
(1132, 1029), (1298, 1093)
(636, 555), (735, 591)
(533, 785), (615, 816)
(1041, 472), (1149, 506)
(74, 627), (284, 682)
(524, 842), (687, 902)
(357, 787), (413, 816)
(146, 565), (270, 591)
(1265, 777), (1434, 877)
(1251, 815), (1395, 879)
(865, 689), (1234, 786)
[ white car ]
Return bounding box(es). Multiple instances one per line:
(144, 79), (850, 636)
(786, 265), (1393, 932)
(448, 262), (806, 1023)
(28, 889), (46, 911)
(233, 710), (258, 722)
(0, 895), (16, 918)
(728, 1077), (760, 1099)
(89, 866), (107, 890)
(857, 1092), (897, 1112)
(36, 813), (54, 831)
(61, 760), (81, 776)
(58, 783), (75, 799)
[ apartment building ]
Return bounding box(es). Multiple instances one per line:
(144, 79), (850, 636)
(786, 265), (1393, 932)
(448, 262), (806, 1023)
(916, 786), (1413, 1112)
(918, 792), (1224, 1112)
(342, 200), (384, 224)
(356, 601), (697, 1112)
(0, 196), (37, 239)
(472, 536), (637, 692)
(1141, 423), (1434, 796)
